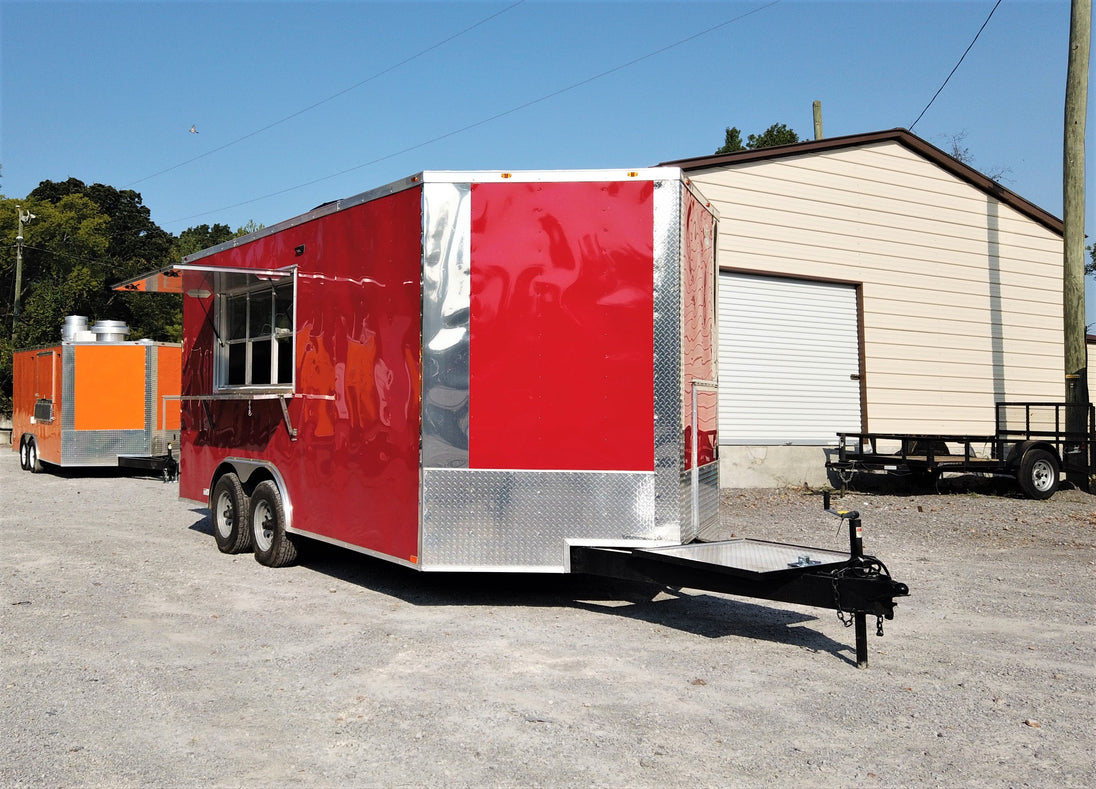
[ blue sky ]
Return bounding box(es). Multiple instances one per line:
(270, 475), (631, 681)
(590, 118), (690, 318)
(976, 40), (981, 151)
(2, 0), (1093, 322)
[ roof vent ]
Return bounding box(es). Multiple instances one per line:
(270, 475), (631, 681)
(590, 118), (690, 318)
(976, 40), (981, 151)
(90, 320), (131, 343)
(62, 315), (89, 342)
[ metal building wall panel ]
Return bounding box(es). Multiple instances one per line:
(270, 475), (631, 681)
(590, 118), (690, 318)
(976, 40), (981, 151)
(688, 141), (1064, 438)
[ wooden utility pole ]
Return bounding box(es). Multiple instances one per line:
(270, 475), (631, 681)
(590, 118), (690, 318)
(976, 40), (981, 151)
(12, 205), (34, 343)
(813, 101), (824, 140)
(1063, 0), (1090, 490)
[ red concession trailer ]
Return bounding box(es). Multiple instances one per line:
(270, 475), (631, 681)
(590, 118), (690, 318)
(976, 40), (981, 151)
(122, 169), (906, 666)
(12, 317), (181, 477)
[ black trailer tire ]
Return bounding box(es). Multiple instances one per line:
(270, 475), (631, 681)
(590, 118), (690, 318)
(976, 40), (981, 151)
(250, 480), (299, 568)
(26, 438), (42, 473)
(1018, 449), (1059, 499)
(18, 437), (30, 471)
(211, 474), (252, 554)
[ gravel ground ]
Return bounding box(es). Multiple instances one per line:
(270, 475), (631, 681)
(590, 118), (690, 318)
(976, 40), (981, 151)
(1, 449), (1094, 788)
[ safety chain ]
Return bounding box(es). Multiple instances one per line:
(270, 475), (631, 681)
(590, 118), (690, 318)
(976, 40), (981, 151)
(830, 558), (890, 637)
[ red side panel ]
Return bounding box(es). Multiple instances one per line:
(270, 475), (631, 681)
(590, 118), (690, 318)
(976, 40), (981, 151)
(180, 187), (423, 563)
(468, 180), (655, 471)
(682, 188), (718, 469)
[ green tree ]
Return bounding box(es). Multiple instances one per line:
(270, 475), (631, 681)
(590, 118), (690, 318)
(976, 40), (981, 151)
(716, 123), (800, 154)
(1087, 242), (1095, 278)
(716, 127), (746, 154)
(174, 223), (235, 260)
(25, 179), (181, 344)
(0, 193), (113, 412)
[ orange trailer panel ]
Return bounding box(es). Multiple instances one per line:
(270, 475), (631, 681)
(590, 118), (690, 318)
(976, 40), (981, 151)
(73, 345), (147, 431)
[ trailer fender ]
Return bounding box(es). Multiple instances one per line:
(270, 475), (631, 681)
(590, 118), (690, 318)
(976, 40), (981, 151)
(1003, 440), (1059, 469)
(211, 459), (295, 533)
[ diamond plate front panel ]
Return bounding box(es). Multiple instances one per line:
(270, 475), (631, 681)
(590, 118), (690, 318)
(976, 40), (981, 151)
(421, 469), (660, 570)
(60, 429), (161, 465)
(652, 179), (683, 538)
(679, 461), (720, 540)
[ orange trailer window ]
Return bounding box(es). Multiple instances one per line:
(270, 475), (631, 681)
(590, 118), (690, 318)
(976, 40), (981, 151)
(74, 345), (147, 431)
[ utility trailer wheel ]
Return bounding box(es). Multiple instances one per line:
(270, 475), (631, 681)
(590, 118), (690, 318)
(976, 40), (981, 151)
(211, 474), (252, 554)
(18, 437), (30, 471)
(1018, 449), (1059, 500)
(250, 480), (299, 568)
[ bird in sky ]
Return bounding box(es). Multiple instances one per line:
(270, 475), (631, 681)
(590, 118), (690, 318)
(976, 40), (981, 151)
(188, 125), (199, 134)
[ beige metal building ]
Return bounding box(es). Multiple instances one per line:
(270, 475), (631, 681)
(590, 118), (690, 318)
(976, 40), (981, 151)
(1088, 335), (1096, 402)
(663, 129), (1068, 488)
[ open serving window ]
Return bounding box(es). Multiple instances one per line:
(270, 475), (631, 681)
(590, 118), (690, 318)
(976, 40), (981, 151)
(174, 263), (297, 394)
(216, 271), (295, 390)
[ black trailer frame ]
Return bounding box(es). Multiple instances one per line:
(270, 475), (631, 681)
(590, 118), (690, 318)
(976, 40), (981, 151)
(827, 402), (1095, 499)
(572, 495), (909, 668)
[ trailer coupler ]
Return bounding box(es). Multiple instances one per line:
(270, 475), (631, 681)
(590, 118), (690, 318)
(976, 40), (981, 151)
(827, 554), (908, 629)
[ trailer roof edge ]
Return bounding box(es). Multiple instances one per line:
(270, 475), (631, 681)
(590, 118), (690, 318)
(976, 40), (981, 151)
(178, 168), (691, 265)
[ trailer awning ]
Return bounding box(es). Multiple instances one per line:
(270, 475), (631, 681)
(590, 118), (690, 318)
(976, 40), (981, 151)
(173, 262), (295, 279)
(113, 263), (296, 296)
(113, 265), (184, 294)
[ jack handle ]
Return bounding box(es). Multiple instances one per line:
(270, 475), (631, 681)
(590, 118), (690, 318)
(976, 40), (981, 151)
(822, 490), (859, 523)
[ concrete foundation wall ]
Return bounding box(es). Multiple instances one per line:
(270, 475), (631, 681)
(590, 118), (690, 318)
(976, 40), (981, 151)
(720, 445), (834, 489)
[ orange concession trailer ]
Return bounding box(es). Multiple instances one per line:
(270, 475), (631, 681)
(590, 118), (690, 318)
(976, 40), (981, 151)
(13, 317), (181, 476)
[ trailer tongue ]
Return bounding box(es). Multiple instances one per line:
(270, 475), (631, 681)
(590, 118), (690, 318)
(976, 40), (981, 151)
(573, 492), (908, 668)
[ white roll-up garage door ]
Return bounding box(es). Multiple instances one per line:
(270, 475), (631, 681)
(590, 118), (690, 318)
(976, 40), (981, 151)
(719, 272), (861, 445)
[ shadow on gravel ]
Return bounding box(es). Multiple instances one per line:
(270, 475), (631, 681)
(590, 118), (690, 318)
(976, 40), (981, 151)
(22, 464), (174, 483)
(203, 532), (858, 665)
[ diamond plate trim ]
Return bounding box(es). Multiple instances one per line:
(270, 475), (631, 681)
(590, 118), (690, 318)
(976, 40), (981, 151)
(421, 469), (662, 570)
(652, 179), (683, 539)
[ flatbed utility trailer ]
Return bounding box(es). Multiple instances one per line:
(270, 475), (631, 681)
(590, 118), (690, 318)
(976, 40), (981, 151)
(121, 168), (908, 666)
(12, 317), (181, 479)
(828, 402), (1095, 499)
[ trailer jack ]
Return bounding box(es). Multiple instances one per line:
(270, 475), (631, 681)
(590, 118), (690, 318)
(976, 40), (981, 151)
(570, 493), (908, 668)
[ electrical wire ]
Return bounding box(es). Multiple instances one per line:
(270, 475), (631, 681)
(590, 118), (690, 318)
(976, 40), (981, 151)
(909, 0), (1003, 132)
(124, 0), (528, 189)
(165, 0), (782, 226)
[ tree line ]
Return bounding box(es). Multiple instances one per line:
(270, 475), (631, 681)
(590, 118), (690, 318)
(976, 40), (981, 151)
(0, 178), (258, 414)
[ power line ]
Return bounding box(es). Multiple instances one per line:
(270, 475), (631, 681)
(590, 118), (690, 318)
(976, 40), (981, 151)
(124, 0), (528, 188)
(909, 0), (1003, 132)
(166, 0), (782, 226)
